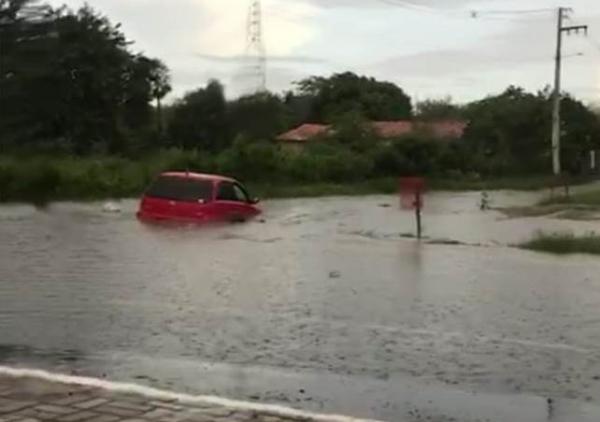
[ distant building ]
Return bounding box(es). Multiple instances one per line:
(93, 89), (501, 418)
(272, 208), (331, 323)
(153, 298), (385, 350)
(276, 120), (467, 151)
(275, 124), (333, 152)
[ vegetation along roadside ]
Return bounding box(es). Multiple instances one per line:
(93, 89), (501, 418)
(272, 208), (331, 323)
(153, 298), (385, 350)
(1, 2), (599, 204)
(519, 231), (600, 255)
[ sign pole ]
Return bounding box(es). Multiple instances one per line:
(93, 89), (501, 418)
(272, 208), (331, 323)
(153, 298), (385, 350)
(415, 191), (422, 239)
(400, 177), (425, 240)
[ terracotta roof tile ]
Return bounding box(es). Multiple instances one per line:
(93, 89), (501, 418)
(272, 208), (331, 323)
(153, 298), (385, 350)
(276, 120), (467, 142)
(371, 121), (414, 138)
(276, 124), (331, 142)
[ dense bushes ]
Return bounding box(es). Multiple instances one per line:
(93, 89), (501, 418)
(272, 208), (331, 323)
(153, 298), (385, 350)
(0, 3), (171, 156)
(281, 143), (373, 183)
(0, 133), (479, 203)
(0, 160), (62, 203)
(4, 0), (599, 181)
(520, 231), (600, 255)
(217, 139), (280, 182)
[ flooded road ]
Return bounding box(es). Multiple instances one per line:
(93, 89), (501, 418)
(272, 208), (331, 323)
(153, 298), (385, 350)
(1, 191), (600, 421)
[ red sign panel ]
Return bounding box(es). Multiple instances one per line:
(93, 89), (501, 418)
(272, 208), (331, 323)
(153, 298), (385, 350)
(399, 177), (425, 210)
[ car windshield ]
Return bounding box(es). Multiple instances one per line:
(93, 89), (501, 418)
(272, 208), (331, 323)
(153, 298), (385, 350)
(146, 176), (212, 202)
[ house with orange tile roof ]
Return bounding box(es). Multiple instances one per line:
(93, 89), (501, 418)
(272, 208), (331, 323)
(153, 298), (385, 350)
(276, 120), (467, 151)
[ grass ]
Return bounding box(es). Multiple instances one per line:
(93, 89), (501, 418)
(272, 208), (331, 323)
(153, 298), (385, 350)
(498, 185), (600, 220)
(429, 176), (592, 192)
(249, 178), (398, 199)
(251, 176), (585, 200)
(500, 204), (600, 220)
(540, 189), (600, 206)
(519, 231), (600, 255)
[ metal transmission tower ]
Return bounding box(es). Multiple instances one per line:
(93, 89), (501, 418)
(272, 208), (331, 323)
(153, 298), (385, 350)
(246, 0), (267, 93)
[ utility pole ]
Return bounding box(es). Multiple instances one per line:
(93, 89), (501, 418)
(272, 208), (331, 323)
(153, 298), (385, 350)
(552, 8), (564, 176)
(551, 7), (588, 175)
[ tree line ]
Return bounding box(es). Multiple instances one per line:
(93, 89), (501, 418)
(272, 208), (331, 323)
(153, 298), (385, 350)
(2, 0), (600, 181)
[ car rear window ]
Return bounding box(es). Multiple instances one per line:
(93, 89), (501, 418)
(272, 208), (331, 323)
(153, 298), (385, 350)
(145, 176), (213, 202)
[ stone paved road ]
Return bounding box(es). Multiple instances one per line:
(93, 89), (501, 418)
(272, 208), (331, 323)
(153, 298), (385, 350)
(0, 375), (371, 422)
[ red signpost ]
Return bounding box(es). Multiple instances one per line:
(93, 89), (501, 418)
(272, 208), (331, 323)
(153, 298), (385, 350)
(399, 177), (425, 239)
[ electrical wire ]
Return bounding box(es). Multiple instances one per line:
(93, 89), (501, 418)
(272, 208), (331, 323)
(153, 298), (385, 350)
(475, 7), (555, 15)
(371, 0), (554, 21)
(373, 0), (465, 17)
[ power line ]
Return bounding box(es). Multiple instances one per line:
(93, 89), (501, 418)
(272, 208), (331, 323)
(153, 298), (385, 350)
(373, 0), (464, 17)
(372, 0), (554, 21)
(475, 7), (555, 15)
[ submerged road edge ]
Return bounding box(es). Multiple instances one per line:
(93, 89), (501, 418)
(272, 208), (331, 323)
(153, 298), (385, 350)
(0, 366), (382, 422)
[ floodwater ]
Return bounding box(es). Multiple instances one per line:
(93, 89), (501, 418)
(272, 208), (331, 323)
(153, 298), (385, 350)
(1, 191), (600, 421)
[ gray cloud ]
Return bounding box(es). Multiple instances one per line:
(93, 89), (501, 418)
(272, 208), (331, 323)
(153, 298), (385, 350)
(48, 0), (600, 102)
(194, 53), (327, 64)
(301, 0), (491, 10)
(367, 9), (600, 78)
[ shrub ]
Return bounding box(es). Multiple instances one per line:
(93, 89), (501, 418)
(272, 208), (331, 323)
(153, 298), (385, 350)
(0, 162), (16, 200)
(217, 139), (281, 182)
(520, 231), (600, 255)
(372, 143), (406, 176)
(148, 148), (216, 174)
(15, 160), (62, 203)
(317, 149), (372, 182)
(281, 143), (372, 183)
(371, 135), (447, 177)
(327, 111), (378, 153)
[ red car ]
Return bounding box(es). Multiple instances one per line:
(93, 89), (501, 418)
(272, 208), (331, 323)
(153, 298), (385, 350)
(137, 172), (261, 223)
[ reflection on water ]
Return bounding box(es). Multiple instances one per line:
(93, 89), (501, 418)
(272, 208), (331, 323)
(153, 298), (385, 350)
(1, 192), (600, 420)
(0, 344), (83, 364)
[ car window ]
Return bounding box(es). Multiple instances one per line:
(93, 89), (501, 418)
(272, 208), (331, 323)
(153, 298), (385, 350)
(233, 184), (250, 202)
(216, 182), (238, 201)
(216, 182), (249, 202)
(146, 176), (212, 202)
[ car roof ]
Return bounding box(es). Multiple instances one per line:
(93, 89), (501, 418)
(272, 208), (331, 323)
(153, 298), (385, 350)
(159, 172), (237, 183)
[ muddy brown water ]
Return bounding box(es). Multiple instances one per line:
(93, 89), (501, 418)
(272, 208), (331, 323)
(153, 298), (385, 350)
(1, 191), (600, 421)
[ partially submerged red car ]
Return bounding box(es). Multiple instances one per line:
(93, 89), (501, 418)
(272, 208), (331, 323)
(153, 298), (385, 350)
(137, 172), (261, 223)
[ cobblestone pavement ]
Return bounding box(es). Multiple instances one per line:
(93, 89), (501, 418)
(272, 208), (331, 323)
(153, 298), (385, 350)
(0, 375), (366, 422)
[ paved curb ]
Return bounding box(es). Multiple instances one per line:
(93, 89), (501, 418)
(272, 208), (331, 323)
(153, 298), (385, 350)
(0, 367), (381, 422)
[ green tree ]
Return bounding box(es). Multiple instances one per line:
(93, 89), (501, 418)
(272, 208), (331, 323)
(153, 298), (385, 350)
(560, 95), (600, 173)
(52, 6), (163, 153)
(590, 102), (600, 118)
(328, 111), (376, 153)
(416, 97), (464, 121)
(168, 80), (228, 151)
(217, 137), (280, 181)
(372, 135), (443, 177)
(464, 86), (550, 174)
(0, 0), (55, 149)
(227, 92), (288, 140)
(0, 3), (170, 154)
(464, 86), (600, 175)
(296, 72), (412, 123)
(145, 57), (171, 135)
(283, 91), (314, 127)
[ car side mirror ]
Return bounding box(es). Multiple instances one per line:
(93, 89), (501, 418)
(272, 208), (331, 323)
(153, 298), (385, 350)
(250, 197), (260, 205)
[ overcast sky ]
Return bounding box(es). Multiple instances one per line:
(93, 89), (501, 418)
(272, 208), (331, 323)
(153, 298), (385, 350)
(48, 0), (600, 104)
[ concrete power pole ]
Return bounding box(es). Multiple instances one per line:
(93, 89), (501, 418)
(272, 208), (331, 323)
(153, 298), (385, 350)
(551, 7), (588, 175)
